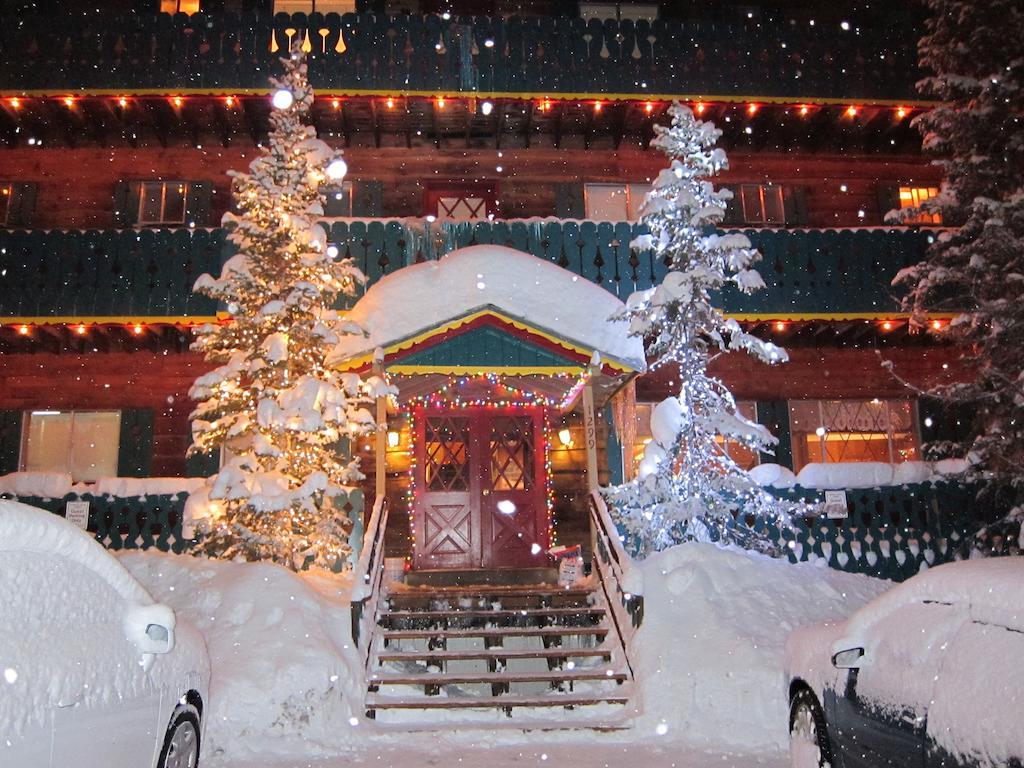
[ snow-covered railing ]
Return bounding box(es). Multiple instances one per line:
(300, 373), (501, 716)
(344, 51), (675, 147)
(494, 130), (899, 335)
(589, 491), (643, 678)
(350, 496), (389, 670)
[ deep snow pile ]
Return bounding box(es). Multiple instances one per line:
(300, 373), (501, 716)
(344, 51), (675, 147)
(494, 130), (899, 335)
(118, 543), (888, 760)
(118, 551), (364, 760)
(633, 543), (889, 750)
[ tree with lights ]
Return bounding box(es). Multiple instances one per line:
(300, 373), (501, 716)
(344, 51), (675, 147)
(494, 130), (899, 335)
(189, 48), (384, 571)
(891, 0), (1024, 548)
(606, 102), (790, 555)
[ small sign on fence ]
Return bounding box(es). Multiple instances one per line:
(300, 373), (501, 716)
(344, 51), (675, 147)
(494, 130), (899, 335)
(64, 500), (90, 530)
(823, 490), (849, 519)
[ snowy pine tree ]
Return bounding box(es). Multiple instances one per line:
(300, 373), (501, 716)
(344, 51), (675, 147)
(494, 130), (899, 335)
(893, 1), (1024, 494)
(188, 49), (384, 571)
(606, 102), (790, 555)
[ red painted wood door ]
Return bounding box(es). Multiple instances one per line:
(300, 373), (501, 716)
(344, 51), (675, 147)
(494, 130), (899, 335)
(413, 407), (548, 570)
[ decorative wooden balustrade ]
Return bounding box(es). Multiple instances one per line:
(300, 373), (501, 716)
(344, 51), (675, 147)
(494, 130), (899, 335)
(0, 223), (935, 321)
(0, 11), (922, 102)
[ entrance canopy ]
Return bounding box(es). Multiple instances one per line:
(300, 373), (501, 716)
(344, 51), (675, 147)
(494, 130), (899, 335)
(329, 245), (646, 404)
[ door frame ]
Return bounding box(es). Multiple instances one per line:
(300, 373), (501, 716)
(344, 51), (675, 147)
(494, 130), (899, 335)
(411, 405), (548, 570)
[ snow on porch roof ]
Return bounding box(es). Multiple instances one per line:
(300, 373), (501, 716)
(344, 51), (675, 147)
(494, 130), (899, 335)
(329, 245), (647, 373)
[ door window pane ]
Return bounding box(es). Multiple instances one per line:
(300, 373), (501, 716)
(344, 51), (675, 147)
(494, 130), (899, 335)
(23, 411), (121, 482)
(425, 416), (470, 491)
(489, 416), (533, 491)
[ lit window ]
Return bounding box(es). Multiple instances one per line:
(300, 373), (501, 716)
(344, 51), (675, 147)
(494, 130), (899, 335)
(584, 183), (650, 221)
(428, 186), (495, 221)
(22, 411), (121, 483)
(160, 0), (201, 12)
(137, 181), (189, 226)
(789, 399), (919, 471)
(272, 0), (356, 11)
(898, 186), (942, 224)
(630, 401), (760, 474)
(737, 184), (785, 225)
(578, 2), (658, 21)
(323, 181), (353, 217)
(0, 183), (10, 225)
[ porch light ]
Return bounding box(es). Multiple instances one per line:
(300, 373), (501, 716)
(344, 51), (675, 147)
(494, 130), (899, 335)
(387, 430), (400, 448)
(480, 100), (493, 116)
(558, 427), (573, 447)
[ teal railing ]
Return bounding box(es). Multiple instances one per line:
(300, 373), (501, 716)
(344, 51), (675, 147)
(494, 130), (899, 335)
(0, 223), (933, 319)
(0, 11), (922, 102)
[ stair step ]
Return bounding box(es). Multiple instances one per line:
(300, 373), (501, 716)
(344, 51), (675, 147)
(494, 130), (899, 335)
(381, 607), (606, 622)
(376, 647), (613, 663)
(365, 693), (631, 711)
(383, 626), (607, 641)
(369, 669), (627, 686)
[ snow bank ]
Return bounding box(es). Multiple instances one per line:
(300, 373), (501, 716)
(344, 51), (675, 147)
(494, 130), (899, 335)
(328, 244), (647, 372)
(0, 471), (73, 498)
(118, 551), (363, 760)
(751, 460), (970, 490)
(93, 476), (207, 498)
(633, 543), (889, 750)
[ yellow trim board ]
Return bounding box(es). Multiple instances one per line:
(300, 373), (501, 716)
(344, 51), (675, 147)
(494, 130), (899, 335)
(387, 365), (585, 376)
(2, 315), (222, 326)
(335, 308), (638, 374)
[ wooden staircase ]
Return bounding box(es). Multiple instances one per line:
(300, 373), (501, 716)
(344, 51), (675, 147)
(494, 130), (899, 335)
(351, 495), (643, 728)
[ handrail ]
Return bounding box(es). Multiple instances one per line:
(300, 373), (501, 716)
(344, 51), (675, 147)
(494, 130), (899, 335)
(589, 490), (643, 679)
(350, 495), (389, 670)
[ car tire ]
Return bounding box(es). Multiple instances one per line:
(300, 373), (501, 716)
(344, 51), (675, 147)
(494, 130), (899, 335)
(157, 709), (201, 768)
(789, 687), (832, 768)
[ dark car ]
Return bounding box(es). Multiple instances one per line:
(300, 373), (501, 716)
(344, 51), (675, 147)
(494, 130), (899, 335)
(784, 558), (1023, 768)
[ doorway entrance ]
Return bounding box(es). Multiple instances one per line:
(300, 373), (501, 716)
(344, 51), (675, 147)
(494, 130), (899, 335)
(412, 406), (548, 571)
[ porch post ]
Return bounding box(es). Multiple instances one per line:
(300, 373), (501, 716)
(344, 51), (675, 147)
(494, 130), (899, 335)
(373, 359), (387, 504)
(582, 374), (600, 493)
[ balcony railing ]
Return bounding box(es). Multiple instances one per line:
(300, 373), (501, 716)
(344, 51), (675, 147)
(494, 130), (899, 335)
(0, 222), (933, 321)
(0, 12), (922, 102)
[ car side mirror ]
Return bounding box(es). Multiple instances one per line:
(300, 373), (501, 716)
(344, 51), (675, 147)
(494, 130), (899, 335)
(125, 603), (177, 658)
(138, 620), (175, 655)
(832, 647), (865, 669)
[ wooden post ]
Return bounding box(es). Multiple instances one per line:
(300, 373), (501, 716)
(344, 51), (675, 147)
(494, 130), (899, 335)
(373, 361), (387, 504)
(582, 376), (599, 493)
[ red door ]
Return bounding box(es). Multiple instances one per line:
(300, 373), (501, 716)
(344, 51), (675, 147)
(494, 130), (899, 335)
(413, 407), (548, 570)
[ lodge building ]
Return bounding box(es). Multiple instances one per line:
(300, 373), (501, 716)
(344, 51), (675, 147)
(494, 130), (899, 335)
(0, 1), (971, 575)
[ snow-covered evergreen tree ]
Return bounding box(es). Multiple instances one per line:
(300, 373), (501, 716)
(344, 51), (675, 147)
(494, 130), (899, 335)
(892, 1), (1024, 496)
(606, 102), (790, 555)
(188, 49), (384, 571)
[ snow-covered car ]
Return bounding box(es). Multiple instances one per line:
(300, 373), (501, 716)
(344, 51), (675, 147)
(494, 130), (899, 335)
(0, 500), (210, 768)
(784, 558), (1024, 768)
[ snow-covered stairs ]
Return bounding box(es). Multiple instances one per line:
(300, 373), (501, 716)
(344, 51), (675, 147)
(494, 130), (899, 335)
(363, 582), (635, 727)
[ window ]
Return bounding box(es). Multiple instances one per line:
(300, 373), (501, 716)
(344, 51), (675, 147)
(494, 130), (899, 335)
(273, 0), (356, 12)
(789, 399), (919, 470)
(584, 183), (650, 221)
(137, 181), (189, 226)
(0, 184), (11, 225)
(630, 401), (760, 475)
(323, 181), (353, 217)
(160, 0), (200, 12)
(426, 185), (496, 221)
(579, 2), (659, 21)
(737, 184), (785, 225)
(21, 410), (121, 483)
(898, 186), (942, 225)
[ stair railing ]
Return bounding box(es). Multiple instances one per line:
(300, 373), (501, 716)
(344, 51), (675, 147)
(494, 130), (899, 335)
(350, 496), (389, 672)
(589, 491), (644, 679)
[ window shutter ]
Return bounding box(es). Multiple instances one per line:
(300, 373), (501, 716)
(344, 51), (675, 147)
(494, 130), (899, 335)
(185, 181), (212, 227)
(117, 408), (154, 477)
(114, 181), (142, 227)
(0, 410), (22, 475)
(875, 183), (901, 225)
(185, 449), (219, 478)
(719, 184), (743, 227)
(351, 180), (383, 217)
(4, 183), (37, 227)
(783, 186), (809, 226)
(755, 400), (792, 468)
(554, 183), (585, 218)
(323, 183), (353, 217)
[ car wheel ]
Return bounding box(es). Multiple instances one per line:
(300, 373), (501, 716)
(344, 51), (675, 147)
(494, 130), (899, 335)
(157, 710), (200, 768)
(789, 688), (832, 768)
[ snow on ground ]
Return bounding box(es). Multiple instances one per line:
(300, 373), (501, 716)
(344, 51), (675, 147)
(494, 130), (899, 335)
(119, 542), (889, 766)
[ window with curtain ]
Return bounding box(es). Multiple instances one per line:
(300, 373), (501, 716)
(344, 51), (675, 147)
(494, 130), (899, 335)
(788, 399), (919, 470)
(630, 401), (759, 474)
(160, 0), (200, 12)
(584, 183), (650, 221)
(22, 411), (121, 483)
(737, 184), (785, 225)
(898, 186), (942, 224)
(137, 181), (189, 226)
